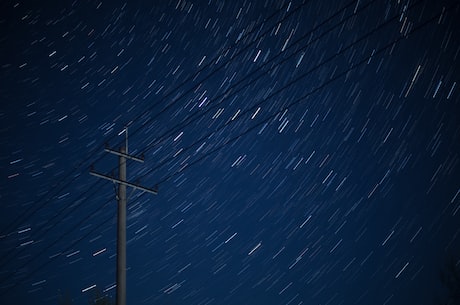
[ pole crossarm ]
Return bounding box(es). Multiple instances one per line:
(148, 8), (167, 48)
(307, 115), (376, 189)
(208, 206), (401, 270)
(104, 147), (145, 163)
(90, 170), (158, 195)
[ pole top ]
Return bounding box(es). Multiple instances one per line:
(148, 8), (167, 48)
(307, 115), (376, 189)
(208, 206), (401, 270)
(125, 127), (128, 154)
(117, 127), (129, 152)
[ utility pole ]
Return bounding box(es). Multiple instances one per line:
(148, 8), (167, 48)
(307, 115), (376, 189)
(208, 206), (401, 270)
(90, 128), (157, 305)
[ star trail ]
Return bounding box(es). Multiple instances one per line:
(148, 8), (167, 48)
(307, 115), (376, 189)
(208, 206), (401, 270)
(1, 0), (460, 304)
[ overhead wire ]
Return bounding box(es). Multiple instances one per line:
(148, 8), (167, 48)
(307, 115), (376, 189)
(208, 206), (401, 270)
(89, 0), (314, 180)
(154, 1), (459, 184)
(0, 0), (364, 281)
(0, 212), (113, 295)
(113, 0), (312, 139)
(0, 0), (407, 279)
(0, 0), (307, 238)
(89, 0), (373, 191)
(0, 180), (106, 270)
(0, 195), (114, 290)
(0, 0), (314, 288)
(130, 0), (378, 162)
(135, 0), (422, 183)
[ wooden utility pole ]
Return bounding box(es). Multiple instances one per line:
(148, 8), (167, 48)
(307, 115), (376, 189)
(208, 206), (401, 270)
(90, 128), (157, 305)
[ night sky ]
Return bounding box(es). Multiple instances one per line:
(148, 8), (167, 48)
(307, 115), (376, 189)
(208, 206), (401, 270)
(1, 0), (460, 304)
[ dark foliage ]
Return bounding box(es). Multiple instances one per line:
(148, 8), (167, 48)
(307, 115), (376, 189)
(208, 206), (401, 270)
(439, 257), (460, 305)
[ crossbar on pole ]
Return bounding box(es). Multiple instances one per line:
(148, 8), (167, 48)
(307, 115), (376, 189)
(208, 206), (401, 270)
(104, 148), (144, 163)
(90, 171), (158, 195)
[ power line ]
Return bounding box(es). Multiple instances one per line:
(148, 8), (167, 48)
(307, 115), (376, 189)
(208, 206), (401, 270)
(90, 0), (373, 190)
(0, 195), (114, 287)
(1, 159), (102, 236)
(0, 0), (306, 238)
(135, 0), (422, 183)
(130, 0), (376, 159)
(154, 0), (456, 185)
(0, 212), (114, 295)
(0, 0), (357, 287)
(0, 1), (312, 280)
(0, 180), (105, 270)
(0, 0), (322, 268)
(117, 0), (311, 140)
(0, 0), (404, 274)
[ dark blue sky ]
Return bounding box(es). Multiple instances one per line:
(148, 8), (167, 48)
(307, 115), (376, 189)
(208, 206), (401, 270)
(1, 0), (459, 304)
